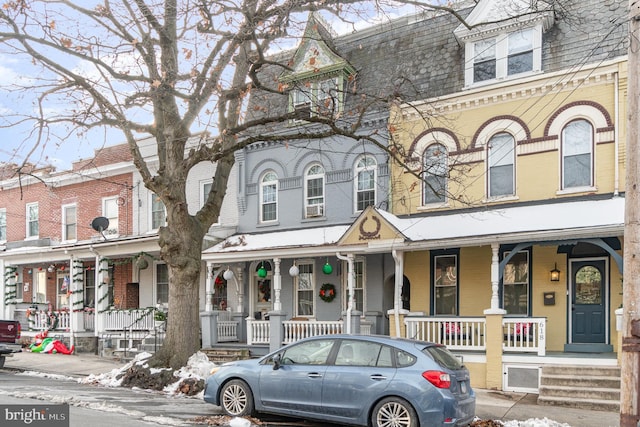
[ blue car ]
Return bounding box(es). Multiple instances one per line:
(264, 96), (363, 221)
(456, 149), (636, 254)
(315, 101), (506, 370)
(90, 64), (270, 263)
(203, 334), (475, 427)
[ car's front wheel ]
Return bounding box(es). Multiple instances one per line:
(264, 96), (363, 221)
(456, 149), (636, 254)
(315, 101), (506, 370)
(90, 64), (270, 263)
(371, 397), (418, 427)
(220, 379), (255, 417)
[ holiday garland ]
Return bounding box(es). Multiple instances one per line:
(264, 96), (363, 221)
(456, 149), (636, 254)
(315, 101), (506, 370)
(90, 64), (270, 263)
(319, 283), (336, 303)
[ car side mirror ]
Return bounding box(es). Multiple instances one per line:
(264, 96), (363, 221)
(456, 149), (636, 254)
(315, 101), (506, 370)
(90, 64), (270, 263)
(273, 353), (282, 370)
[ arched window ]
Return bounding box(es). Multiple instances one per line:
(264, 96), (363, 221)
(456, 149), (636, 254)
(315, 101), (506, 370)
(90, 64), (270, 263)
(304, 164), (325, 218)
(488, 132), (515, 197)
(260, 171), (278, 222)
(423, 143), (448, 205)
(562, 119), (593, 189)
(355, 155), (377, 212)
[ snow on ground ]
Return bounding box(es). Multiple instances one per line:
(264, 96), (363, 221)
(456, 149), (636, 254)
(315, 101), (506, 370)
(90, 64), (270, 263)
(15, 351), (570, 427)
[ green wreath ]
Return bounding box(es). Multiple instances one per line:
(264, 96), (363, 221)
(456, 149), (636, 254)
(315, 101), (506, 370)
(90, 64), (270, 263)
(319, 283), (336, 303)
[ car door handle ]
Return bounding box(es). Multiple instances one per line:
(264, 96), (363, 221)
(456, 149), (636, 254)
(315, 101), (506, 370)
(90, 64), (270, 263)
(370, 374), (387, 381)
(307, 373), (323, 378)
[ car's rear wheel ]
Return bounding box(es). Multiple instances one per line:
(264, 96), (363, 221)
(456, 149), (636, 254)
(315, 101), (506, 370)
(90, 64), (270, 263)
(371, 397), (418, 427)
(220, 379), (254, 417)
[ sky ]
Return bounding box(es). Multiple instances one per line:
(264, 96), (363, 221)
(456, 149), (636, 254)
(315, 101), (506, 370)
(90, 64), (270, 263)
(0, 2), (424, 172)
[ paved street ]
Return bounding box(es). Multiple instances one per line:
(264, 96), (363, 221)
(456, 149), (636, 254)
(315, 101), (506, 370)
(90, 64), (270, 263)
(1, 351), (622, 427)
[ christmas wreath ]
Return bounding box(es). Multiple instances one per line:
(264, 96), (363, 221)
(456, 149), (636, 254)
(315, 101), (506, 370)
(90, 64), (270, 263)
(319, 283), (336, 303)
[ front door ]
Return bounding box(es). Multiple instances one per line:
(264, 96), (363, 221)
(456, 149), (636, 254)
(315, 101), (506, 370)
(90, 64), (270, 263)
(570, 259), (607, 345)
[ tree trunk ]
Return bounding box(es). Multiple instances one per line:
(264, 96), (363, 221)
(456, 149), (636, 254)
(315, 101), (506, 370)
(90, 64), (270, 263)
(151, 214), (206, 369)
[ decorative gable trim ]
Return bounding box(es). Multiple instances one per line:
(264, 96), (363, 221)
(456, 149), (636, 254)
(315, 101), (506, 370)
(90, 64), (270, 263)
(454, 0), (555, 43)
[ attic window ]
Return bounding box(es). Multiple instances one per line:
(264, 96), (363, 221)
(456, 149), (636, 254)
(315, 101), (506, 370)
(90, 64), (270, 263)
(290, 77), (339, 121)
(467, 27), (539, 85)
(454, 0), (554, 87)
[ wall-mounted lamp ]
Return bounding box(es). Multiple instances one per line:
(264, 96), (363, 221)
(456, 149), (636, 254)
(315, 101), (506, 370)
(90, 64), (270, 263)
(550, 263), (561, 282)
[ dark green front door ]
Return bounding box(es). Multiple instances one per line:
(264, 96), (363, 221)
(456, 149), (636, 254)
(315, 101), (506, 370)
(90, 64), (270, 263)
(570, 259), (606, 344)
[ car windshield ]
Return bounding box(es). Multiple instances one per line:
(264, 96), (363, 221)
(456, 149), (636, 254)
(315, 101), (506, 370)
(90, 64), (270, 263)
(422, 345), (463, 370)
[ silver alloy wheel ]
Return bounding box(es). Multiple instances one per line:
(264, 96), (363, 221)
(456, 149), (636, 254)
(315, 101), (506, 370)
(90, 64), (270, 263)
(373, 398), (416, 427)
(221, 382), (248, 416)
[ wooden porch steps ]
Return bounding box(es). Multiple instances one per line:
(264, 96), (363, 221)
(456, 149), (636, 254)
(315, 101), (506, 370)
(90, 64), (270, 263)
(538, 365), (620, 412)
(201, 347), (251, 364)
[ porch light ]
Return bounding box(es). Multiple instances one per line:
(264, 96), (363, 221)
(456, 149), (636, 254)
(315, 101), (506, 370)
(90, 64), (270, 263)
(289, 264), (299, 277)
(223, 268), (235, 281)
(550, 263), (560, 282)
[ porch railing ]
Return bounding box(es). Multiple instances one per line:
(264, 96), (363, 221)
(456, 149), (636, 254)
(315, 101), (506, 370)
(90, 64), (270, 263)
(283, 320), (343, 344)
(104, 309), (154, 331)
(502, 317), (546, 356)
(32, 310), (71, 331)
(217, 311), (239, 342)
(246, 319), (270, 345)
(405, 317), (486, 351)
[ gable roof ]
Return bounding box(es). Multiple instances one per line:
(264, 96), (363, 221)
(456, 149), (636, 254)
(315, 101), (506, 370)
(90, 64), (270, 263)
(454, 0), (555, 41)
(279, 13), (355, 83)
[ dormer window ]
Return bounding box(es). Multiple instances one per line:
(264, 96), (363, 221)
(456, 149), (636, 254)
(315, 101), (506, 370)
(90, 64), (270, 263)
(467, 27), (539, 86)
(454, 0), (554, 87)
(290, 77), (340, 121)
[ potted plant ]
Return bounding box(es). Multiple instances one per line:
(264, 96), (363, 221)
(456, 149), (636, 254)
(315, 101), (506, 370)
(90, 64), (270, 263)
(154, 309), (167, 327)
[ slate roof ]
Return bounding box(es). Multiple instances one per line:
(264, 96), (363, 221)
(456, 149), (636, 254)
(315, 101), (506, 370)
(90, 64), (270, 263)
(246, 0), (627, 124)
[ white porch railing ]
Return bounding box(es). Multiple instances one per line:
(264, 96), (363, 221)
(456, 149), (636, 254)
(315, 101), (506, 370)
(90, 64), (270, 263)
(503, 317), (546, 356)
(216, 311), (239, 342)
(103, 309), (154, 331)
(33, 310), (71, 331)
(283, 320), (343, 344)
(405, 317), (486, 351)
(246, 319), (270, 345)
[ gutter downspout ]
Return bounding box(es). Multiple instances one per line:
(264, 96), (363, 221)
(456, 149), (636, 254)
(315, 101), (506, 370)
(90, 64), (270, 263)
(392, 250), (403, 338)
(336, 252), (354, 334)
(614, 71), (620, 196)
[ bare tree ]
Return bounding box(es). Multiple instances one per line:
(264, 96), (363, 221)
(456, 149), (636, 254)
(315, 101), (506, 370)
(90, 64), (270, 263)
(0, 0), (561, 368)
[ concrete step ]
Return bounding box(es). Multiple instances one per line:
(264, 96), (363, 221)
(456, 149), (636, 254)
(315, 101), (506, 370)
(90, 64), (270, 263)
(538, 385), (620, 401)
(538, 364), (620, 412)
(540, 374), (621, 389)
(541, 365), (620, 377)
(201, 347), (250, 363)
(537, 395), (620, 412)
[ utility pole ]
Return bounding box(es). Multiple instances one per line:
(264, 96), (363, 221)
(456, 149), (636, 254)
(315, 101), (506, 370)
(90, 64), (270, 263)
(621, 1), (640, 426)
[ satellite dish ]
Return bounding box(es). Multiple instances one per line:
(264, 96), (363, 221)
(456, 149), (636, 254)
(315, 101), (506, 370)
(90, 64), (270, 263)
(91, 217), (110, 240)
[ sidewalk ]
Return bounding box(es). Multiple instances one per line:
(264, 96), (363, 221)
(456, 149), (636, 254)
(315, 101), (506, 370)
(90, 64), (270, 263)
(3, 350), (621, 427)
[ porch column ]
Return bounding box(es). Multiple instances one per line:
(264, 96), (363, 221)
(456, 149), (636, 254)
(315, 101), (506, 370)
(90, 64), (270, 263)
(485, 243), (506, 315)
(336, 253), (355, 334)
(273, 258), (282, 312)
(484, 313), (504, 390)
(94, 256), (109, 334)
(2, 262), (17, 320)
(205, 263), (214, 312)
(69, 257), (85, 332)
(235, 266), (244, 314)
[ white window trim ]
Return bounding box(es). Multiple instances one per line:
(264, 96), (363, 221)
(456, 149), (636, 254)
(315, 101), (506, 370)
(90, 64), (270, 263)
(154, 261), (169, 308)
(422, 143), (449, 207)
(295, 259), (316, 317)
(102, 196), (119, 237)
(353, 155), (377, 213)
(290, 76), (342, 122)
(149, 193), (167, 231)
(464, 24), (543, 88)
(304, 164), (325, 218)
(502, 250), (530, 316)
(259, 171), (279, 223)
(61, 203), (78, 243)
(0, 208), (6, 243)
(200, 180), (219, 225)
(560, 119), (595, 191)
(25, 202), (39, 240)
(343, 257), (366, 313)
(487, 132), (516, 199)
